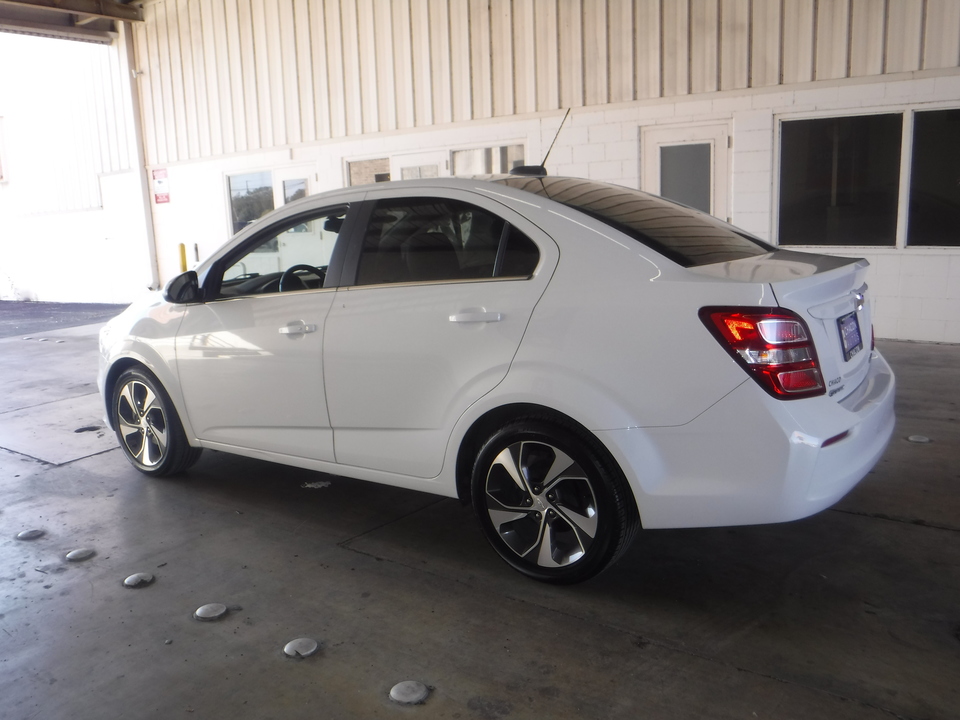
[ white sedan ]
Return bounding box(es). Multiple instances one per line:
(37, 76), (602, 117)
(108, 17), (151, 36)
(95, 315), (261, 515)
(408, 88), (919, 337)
(98, 172), (895, 583)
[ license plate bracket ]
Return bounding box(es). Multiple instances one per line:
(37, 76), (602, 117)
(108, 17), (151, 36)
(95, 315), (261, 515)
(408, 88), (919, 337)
(838, 311), (863, 362)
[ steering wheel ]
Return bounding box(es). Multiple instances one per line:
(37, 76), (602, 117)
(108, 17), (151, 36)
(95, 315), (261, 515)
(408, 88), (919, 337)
(278, 264), (325, 292)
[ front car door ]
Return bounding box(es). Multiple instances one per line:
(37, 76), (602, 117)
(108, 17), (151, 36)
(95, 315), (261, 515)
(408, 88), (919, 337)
(323, 189), (558, 478)
(175, 204), (353, 462)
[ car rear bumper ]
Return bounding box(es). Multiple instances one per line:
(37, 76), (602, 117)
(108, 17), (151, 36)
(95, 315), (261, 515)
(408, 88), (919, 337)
(597, 350), (896, 529)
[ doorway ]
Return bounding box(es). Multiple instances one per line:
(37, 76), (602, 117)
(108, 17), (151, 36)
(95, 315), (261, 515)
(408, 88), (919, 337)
(641, 123), (730, 222)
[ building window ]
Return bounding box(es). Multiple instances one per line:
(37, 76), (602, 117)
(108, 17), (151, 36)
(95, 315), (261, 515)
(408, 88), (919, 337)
(348, 158), (390, 185)
(452, 144), (525, 175)
(778, 114), (902, 246)
(908, 109), (960, 247)
(228, 171), (274, 235)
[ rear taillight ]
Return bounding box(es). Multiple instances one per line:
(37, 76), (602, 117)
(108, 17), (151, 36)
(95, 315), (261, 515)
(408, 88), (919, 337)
(700, 307), (825, 400)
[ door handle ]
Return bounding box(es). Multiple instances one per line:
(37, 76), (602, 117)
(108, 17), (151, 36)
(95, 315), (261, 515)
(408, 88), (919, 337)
(449, 311), (502, 323)
(279, 322), (317, 335)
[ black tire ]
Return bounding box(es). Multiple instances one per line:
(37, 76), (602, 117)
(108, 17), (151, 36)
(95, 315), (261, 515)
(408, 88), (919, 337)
(111, 367), (202, 476)
(470, 418), (639, 584)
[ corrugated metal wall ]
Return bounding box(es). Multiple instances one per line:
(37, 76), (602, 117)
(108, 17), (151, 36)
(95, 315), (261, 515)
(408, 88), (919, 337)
(133, 0), (960, 166)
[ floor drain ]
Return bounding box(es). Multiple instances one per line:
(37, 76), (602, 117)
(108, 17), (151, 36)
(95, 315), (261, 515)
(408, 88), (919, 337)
(194, 603), (228, 621)
(283, 638), (319, 658)
(66, 548), (96, 562)
(123, 573), (155, 588)
(74, 426), (102, 434)
(16, 529), (45, 541)
(390, 681), (430, 705)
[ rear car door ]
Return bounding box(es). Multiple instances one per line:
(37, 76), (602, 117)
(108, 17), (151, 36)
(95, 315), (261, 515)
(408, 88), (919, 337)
(323, 191), (558, 478)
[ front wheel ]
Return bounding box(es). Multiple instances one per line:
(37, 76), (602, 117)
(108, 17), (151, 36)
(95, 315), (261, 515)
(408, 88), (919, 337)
(470, 419), (639, 584)
(112, 367), (202, 476)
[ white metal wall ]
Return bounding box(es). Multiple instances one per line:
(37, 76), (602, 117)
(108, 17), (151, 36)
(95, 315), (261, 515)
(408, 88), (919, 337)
(132, 0), (960, 166)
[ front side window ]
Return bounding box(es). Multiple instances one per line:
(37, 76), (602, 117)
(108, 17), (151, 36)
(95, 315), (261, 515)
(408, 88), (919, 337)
(218, 207), (346, 298)
(778, 114), (902, 246)
(355, 198), (539, 286)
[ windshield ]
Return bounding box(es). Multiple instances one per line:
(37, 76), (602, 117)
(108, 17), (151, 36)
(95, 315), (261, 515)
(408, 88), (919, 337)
(491, 176), (774, 267)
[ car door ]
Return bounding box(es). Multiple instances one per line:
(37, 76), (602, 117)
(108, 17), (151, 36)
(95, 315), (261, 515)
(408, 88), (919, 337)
(175, 204), (352, 462)
(323, 191), (558, 478)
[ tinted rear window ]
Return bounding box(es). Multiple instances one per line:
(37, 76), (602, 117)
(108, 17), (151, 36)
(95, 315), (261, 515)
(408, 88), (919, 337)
(491, 176), (773, 267)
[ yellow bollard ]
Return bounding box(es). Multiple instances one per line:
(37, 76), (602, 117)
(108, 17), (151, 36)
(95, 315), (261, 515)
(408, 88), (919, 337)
(178, 243), (187, 272)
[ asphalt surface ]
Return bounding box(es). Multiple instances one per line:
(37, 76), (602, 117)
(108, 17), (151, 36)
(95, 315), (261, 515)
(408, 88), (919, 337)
(0, 301), (128, 338)
(0, 322), (958, 720)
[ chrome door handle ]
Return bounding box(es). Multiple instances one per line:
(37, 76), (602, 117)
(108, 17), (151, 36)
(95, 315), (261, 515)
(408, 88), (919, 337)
(279, 323), (317, 335)
(449, 311), (502, 324)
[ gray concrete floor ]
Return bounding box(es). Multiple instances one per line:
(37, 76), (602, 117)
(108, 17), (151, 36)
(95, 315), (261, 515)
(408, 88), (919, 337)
(1, 320), (958, 720)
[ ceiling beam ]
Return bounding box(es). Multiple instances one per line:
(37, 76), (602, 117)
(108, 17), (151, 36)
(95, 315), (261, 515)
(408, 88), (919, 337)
(0, 16), (116, 42)
(0, 0), (142, 23)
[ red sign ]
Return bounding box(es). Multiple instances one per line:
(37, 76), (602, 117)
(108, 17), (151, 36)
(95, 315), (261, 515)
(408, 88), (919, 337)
(152, 168), (169, 204)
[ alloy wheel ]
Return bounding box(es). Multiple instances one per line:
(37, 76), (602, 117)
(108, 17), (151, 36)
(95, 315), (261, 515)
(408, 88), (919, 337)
(116, 379), (168, 468)
(484, 440), (599, 568)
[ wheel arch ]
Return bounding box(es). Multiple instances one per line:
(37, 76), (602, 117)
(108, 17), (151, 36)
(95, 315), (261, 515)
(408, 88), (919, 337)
(103, 355), (192, 441)
(103, 357), (146, 430)
(454, 402), (638, 522)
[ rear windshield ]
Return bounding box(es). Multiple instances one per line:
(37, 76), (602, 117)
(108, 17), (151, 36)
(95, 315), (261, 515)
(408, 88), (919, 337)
(491, 176), (774, 267)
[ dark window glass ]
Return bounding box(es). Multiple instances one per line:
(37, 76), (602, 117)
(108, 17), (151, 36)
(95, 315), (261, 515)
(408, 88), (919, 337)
(660, 143), (711, 214)
(499, 226), (540, 277)
(356, 198), (538, 285)
(778, 114), (902, 246)
(492, 176), (772, 267)
(908, 109), (960, 247)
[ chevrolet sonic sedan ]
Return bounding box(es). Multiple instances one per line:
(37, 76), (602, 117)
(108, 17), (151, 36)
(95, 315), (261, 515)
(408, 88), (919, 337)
(98, 172), (895, 583)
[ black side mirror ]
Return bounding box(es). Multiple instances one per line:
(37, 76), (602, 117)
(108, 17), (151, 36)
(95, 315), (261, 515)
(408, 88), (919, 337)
(163, 271), (201, 304)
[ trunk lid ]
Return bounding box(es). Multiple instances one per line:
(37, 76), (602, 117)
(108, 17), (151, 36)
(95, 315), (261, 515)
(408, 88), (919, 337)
(691, 250), (874, 403)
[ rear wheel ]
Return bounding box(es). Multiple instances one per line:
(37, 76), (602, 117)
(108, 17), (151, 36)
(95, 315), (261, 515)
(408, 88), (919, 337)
(471, 419), (638, 584)
(112, 367), (201, 476)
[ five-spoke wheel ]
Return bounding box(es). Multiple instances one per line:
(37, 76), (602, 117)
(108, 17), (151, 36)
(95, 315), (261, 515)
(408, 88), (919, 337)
(112, 367), (201, 476)
(471, 420), (638, 583)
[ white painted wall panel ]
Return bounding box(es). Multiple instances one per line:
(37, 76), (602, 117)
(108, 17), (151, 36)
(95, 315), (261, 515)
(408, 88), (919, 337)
(690, 0), (719, 94)
(130, 0), (957, 166)
(885, 0), (924, 73)
(850, 0), (884, 77)
(608, 0), (634, 104)
(720, 0), (749, 91)
(924, 0), (960, 70)
(815, 0), (850, 81)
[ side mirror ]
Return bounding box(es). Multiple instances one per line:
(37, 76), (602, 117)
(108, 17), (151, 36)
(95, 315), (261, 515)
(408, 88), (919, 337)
(162, 271), (201, 304)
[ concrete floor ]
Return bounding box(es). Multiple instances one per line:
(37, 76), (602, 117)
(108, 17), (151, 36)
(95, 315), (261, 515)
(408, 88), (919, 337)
(1, 320), (958, 720)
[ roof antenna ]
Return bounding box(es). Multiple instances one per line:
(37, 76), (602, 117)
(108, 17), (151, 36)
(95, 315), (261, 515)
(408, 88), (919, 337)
(509, 108), (570, 177)
(540, 108), (571, 166)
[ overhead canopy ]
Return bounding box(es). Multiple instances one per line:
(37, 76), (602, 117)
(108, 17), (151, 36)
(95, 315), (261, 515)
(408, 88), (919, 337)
(0, 0), (141, 44)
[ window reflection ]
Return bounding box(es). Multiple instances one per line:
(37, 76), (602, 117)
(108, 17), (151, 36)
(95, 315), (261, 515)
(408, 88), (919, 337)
(229, 171), (275, 236)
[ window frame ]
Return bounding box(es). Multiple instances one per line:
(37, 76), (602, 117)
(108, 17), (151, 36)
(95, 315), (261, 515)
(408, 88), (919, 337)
(773, 103), (960, 250)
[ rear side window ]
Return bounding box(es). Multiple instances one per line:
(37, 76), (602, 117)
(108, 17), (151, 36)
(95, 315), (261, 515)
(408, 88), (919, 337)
(356, 198), (539, 285)
(494, 177), (773, 267)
